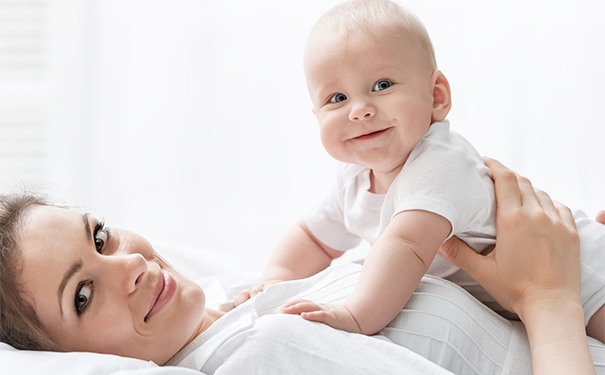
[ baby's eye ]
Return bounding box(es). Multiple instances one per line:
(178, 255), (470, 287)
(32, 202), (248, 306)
(94, 221), (107, 254)
(329, 93), (347, 103)
(373, 80), (392, 91)
(75, 281), (93, 314)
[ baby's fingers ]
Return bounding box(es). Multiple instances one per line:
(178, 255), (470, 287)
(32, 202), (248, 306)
(281, 299), (321, 315)
(282, 302), (334, 327)
(234, 284), (265, 307)
(300, 310), (331, 324)
(234, 289), (252, 307)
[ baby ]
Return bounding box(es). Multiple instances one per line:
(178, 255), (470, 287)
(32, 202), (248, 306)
(235, 0), (605, 339)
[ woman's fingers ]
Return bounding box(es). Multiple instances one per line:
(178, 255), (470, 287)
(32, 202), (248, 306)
(554, 201), (578, 231)
(483, 157), (522, 210)
(535, 188), (558, 219)
(439, 236), (491, 285)
(516, 174), (540, 209)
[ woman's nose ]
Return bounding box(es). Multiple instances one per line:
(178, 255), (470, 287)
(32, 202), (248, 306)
(114, 253), (148, 295)
(349, 101), (376, 122)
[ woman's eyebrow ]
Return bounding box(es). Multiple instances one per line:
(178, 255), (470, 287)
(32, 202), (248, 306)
(56, 213), (91, 317)
(57, 260), (83, 318)
(82, 213), (92, 244)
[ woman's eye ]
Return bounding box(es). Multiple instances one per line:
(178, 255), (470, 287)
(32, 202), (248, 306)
(75, 282), (93, 315)
(329, 93), (347, 103)
(94, 221), (108, 254)
(373, 80), (392, 91)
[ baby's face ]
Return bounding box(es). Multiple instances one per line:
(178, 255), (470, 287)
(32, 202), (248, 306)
(17, 205), (207, 365)
(305, 26), (438, 173)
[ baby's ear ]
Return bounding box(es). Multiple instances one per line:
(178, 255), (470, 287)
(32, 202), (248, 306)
(431, 70), (451, 123)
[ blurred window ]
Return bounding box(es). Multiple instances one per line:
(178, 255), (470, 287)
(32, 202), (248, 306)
(0, 0), (48, 187)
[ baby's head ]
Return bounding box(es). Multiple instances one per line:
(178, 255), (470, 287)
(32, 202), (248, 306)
(304, 0), (451, 173)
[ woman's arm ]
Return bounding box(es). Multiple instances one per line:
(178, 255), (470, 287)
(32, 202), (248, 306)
(439, 157), (596, 375)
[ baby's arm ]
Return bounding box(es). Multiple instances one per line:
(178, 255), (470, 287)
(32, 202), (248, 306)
(262, 218), (344, 280)
(234, 219), (344, 306)
(283, 210), (451, 335)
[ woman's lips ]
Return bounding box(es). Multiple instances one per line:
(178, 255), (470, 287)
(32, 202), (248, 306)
(145, 270), (177, 321)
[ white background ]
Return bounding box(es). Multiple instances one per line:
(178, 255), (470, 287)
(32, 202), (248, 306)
(2, 0), (604, 272)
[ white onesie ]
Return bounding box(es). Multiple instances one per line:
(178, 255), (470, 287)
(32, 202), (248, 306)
(305, 120), (605, 322)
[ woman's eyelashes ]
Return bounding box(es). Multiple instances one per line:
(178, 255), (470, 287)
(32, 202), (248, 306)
(75, 281), (94, 316)
(74, 219), (109, 316)
(94, 220), (109, 254)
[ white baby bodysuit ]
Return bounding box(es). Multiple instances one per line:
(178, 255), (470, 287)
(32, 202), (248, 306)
(305, 120), (496, 279)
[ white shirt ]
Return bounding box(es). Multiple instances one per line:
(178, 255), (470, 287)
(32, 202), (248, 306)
(167, 264), (457, 375)
(167, 264), (540, 375)
(305, 120), (497, 278)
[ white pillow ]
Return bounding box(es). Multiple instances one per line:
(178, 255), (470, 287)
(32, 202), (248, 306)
(0, 342), (206, 374)
(0, 342), (155, 374)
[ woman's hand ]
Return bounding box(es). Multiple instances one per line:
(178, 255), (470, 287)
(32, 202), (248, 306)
(439, 157), (598, 375)
(438, 157), (581, 321)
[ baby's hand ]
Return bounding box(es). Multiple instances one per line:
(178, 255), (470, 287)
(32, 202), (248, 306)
(234, 279), (282, 307)
(281, 299), (362, 334)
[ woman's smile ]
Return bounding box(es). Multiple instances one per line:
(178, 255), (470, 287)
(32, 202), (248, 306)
(146, 270), (177, 321)
(17, 204), (210, 365)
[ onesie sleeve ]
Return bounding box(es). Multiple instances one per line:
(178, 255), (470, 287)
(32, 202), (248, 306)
(391, 130), (496, 241)
(304, 164), (362, 251)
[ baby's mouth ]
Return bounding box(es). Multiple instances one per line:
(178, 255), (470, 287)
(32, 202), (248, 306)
(352, 128), (390, 140)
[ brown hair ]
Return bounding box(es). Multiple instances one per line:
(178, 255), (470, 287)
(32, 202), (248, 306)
(0, 194), (58, 351)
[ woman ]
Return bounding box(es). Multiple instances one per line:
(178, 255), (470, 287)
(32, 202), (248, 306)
(0, 158), (603, 374)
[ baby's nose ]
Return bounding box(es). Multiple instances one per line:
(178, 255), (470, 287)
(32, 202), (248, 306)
(349, 103), (376, 121)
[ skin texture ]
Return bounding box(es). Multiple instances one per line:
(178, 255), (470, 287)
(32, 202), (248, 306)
(18, 205), (224, 365)
(305, 25), (449, 193)
(438, 157), (597, 375)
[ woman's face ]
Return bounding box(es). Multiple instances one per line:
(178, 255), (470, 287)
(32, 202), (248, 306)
(17, 205), (206, 364)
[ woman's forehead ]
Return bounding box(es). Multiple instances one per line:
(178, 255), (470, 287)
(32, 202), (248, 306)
(19, 205), (86, 285)
(20, 205), (89, 244)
